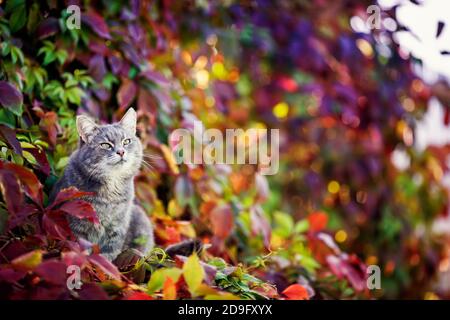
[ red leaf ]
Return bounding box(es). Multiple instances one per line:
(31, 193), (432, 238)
(39, 111), (58, 146)
(210, 204), (234, 239)
(0, 268), (26, 283)
(0, 169), (22, 214)
(88, 254), (121, 280)
(308, 211), (328, 232)
(59, 200), (99, 224)
(117, 79), (137, 110)
(125, 291), (154, 300)
(3, 162), (43, 205)
(0, 81), (23, 115)
(82, 11), (111, 39)
(43, 211), (72, 240)
(50, 187), (94, 208)
(7, 204), (38, 230)
(282, 284), (309, 300)
(78, 283), (110, 300)
(137, 88), (158, 125)
(0, 125), (22, 155)
(35, 261), (67, 285)
(61, 251), (88, 268)
(23, 147), (50, 175)
(326, 254), (366, 292)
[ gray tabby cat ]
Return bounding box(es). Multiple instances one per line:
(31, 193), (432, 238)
(51, 108), (154, 261)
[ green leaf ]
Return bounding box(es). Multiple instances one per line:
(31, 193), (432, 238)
(182, 253), (205, 296)
(294, 219), (309, 234)
(9, 3), (27, 33)
(0, 109), (16, 128)
(273, 211), (294, 238)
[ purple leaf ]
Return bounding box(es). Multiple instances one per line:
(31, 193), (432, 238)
(140, 70), (170, 87)
(0, 169), (22, 214)
(0, 125), (22, 155)
(0, 81), (23, 116)
(36, 17), (60, 40)
(35, 261), (67, 285)
(82, 11), (112, 39)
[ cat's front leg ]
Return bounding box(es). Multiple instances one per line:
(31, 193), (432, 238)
(123, 204), (154, 256)
(100, 228), (127, 261)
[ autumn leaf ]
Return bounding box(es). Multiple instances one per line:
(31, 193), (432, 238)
(182, 253), (204, 296)
(0, 81), (23, 116)
(147, 268), (183, 293)
(282, 284), (309, 300)
(163, 277), (177, 300)
(2, 162), (43, 205)
(161, 144), (180, 175)
(0, 125), (22, 155)
(82, 11), (111, 39)
(88, 254), (121, 280)
(117, 79), (137, 110)
(308, 211), (328, 232)
(11, 250), (43, 270)
(0, 168), (23, 214)
(50, 187), (94, 208)
(125, 291), (153, 300)
(59, 200), (99, 224)
(210, 203), (234, 239)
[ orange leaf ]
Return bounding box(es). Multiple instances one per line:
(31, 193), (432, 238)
(282, 284), (309, 300)
(210, 204), (234, 239)
(308, 211), (328, 232)
(163, 277), (177, 300)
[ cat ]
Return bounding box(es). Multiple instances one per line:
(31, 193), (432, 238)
(50, 108), (154, 261)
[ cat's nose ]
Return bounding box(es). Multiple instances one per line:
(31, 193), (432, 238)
(116, 149), (125, 157)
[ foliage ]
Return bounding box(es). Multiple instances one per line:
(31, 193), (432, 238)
(0, 0), (447, 299)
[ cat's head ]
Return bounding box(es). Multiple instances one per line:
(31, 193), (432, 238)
(75, 108), (143, 178)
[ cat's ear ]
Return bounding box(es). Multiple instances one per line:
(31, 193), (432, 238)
(119, 108), (137, 135)
(76, 115), (98, 143)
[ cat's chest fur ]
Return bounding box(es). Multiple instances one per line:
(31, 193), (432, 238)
(67, 175), (135, 243)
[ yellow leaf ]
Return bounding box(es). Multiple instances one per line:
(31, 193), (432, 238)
(19, 141), (36, 148)
(11, 250), (42, 270)
(160, 144), (180, 175)
(204, 293), (241, 300)
(182, 253), (204, 296)
(195, 284), (240, 300)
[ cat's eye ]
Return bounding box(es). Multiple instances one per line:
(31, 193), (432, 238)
(123, 138), (131, 146)
(100, 143), (112, 150)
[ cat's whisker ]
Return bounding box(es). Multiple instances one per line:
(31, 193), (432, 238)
(141, 159), (155, 170)
(143, 153), (162, 159)
(140, 160), (158, 177)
